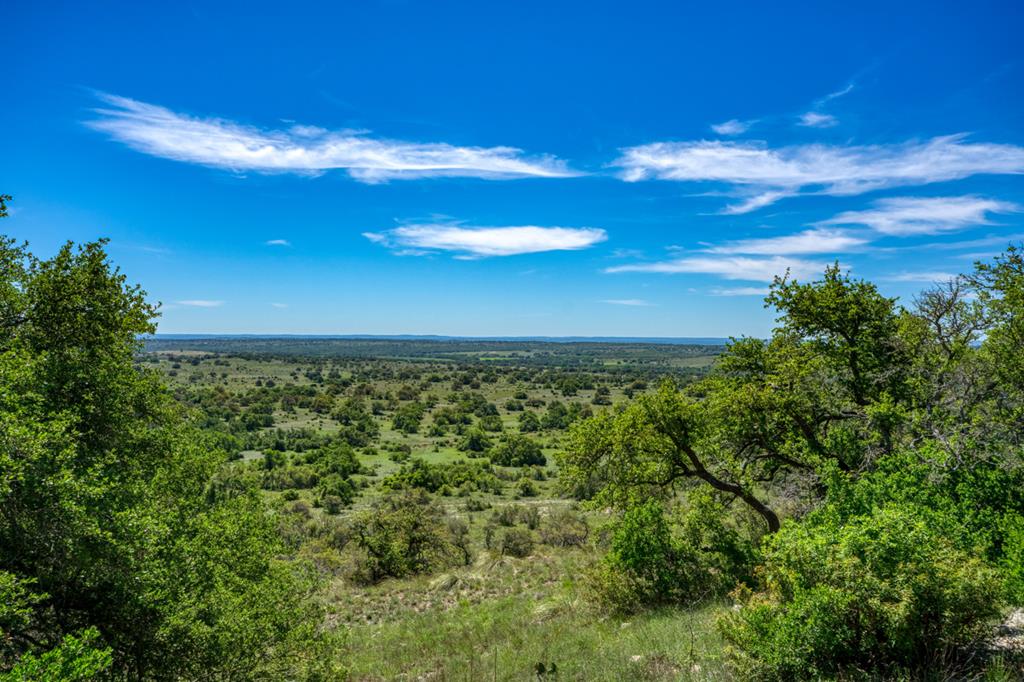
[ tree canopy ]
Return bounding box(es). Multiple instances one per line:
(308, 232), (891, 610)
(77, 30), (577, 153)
(0, 221), (331, 678)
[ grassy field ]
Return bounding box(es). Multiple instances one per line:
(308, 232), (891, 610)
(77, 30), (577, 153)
(139, 340), (735, 679)
(137, 338), (1024, 680)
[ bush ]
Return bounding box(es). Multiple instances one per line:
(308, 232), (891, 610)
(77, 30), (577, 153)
(381, 458), (501, 495)
(539, 508), (589, 547)
(392, 402), (426, 434)
(489, 501), (536, 528)
(500, 528), (535, 558)
(1001, 514), (1024, 603)
(347, 490), (458, 584)
(321, 494), (345, 514)
(489, 434), (546, 467)
(478, 414), (504, 432)
(518, 410), (541, 433)
(720, 505), (1003, 680)
(457, 428), (492, 453)
(588, 496), (754, 613)
(515, 477), (538, 497)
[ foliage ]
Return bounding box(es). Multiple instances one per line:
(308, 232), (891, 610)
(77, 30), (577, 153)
(457, 427), (492, 453)
(392, 401), (427, 434)
(499, 528), (535, 558)
(489, 433), (546, 467)
(0, 235), (322, 678)
(348, 490), (460, 583)
(589, 496), (755, 613)
(0, 628), (111, 682)
(721, 505), (1003, 680)
(381, 458), (501, 494)
(538, 508), (590, 547)
(331, 397), (379, 446)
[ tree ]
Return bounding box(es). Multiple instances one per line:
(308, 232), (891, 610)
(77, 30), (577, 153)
(518, 410), (541, 433)
(458, 427), (492, 453)
(392, 401), (426, 434)
(350, 490), (457, 583)
(490, 434), (546, 467)
(561, 265), (917, 533)
(331, 397), (379, 447)
(0, 224), (321, 677)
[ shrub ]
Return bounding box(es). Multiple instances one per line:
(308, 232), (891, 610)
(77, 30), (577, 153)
(720, 505), (1003, 680)
(515, 477), (538, 497)
(1001, 514), (1024, 603)
(458, 428), (492, 453)
(321, 494), (345, 515)
(382, 458), (501, 494)
(539, 508), (589, 547)
(489, 434), (546, 467)
(478, 414), (504, 432)
(518, 411), (541, 433)
(392, 402), (426, 434)
(500, 528), (535, 558)
(588, 496), (755, 613)
(491, 504), (523, 527)
(347, 490), (457, 584)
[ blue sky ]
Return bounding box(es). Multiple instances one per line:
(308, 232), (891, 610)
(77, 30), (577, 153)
(4, 1), (1024, 336)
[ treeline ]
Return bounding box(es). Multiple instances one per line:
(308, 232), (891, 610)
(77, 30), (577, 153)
(143, 336), (722, 370)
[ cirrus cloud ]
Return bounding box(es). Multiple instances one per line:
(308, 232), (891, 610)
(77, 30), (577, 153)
(819, 196), (1020, 236)
(605, 255), (827, 282)
(710, 286), (770, 296)
(364, 224), (607, 258)
(613, 135), (1024, 213)
(87, 93), (578, 182)
(705, 228), (868, 255)
(602, 299), (656, 306)
(797, 111), (838, 128)
(178, 299), (224, 307)
(711, 119), (754, 136)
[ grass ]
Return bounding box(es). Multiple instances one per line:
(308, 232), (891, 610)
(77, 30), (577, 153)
(336, 552), (732, 681)
(143, 348), (737, 679)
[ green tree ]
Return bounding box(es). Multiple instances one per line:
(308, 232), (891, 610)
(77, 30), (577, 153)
(561, 266), (916, 533)
(490, 433), (546, 467)
(0, 229), (323, 678)
(392, 401), (426, 434)
(349, 490), (457, 583)
(518, 410), (541, 433)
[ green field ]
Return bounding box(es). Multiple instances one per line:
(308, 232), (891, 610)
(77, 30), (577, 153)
(138, 340), (732, 680)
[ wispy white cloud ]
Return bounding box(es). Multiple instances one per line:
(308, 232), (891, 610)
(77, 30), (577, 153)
(610, 248), (645, 259)
(927, 232), (1024, 251)
(819, 196), (1020, 236)
(710, 286), (770, 296)
(883, 271), (958, 283)
(365, 224), (607, 258)
(606, 255), (826, 282)
(270, 302), (288, 308)
(819, 83), (855, 104)
(178, 300), (224, 307)
(602, 299), (656, 306)
(711, 119), (754, 136)
(797, 111), (838, 128)
(265, 239), (291, 246)
(613, 135), (1024, 213)
(797, 83), (853, 128)
(705, 228), (867, 255)
(87, 93), (577, 182)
